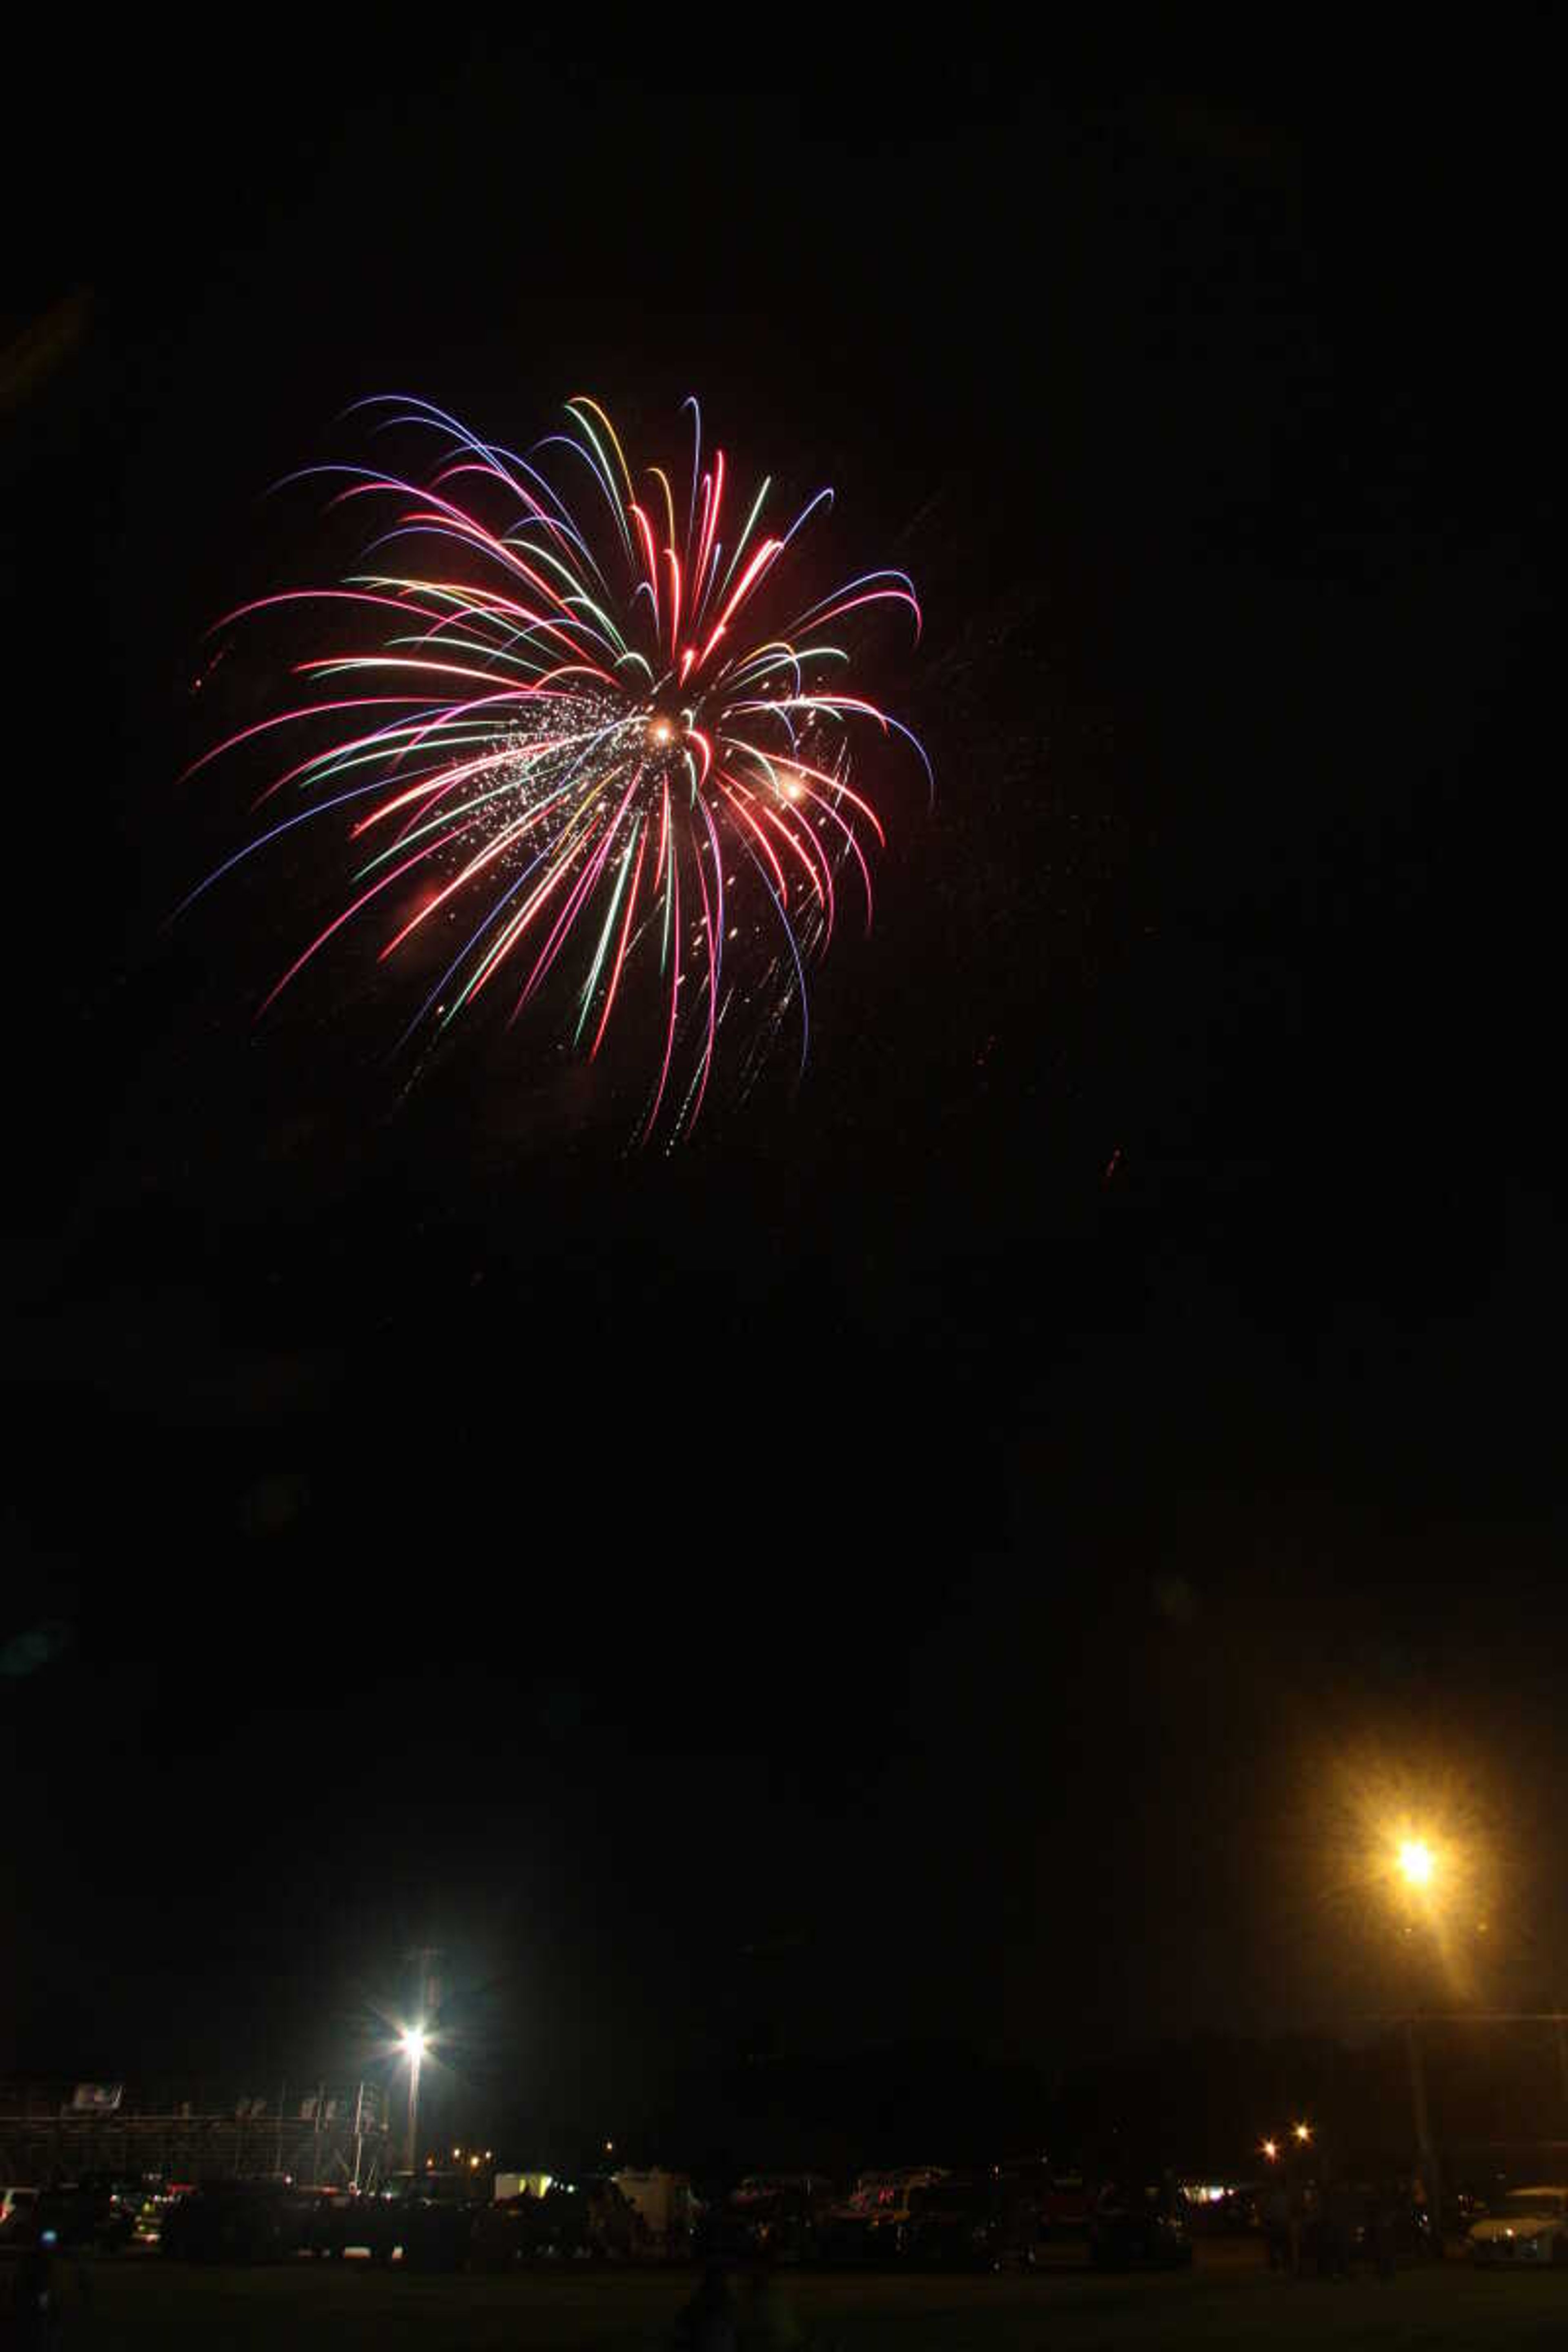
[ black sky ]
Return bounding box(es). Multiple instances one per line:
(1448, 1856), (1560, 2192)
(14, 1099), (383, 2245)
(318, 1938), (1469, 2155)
(2, 24), (1561, 2155)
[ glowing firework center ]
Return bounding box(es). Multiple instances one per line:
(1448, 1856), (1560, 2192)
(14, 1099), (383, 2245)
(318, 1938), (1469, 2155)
(187, 395), (928, 1142)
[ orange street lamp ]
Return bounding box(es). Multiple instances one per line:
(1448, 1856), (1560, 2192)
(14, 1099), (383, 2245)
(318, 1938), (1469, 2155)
(1398, 1840), (1435, 1891)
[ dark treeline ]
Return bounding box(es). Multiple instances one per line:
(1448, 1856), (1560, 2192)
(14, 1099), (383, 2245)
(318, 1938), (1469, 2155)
(600, 2023), (1568, 2189)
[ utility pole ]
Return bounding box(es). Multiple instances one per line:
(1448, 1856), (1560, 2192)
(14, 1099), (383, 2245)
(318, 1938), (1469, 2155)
(404, 1944), (444, 2172)
(405, 2044), (423, 2174)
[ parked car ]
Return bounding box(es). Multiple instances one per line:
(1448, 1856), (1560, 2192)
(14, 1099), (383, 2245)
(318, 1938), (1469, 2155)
(994, 2160), (1095, 2241)
(1294, 2178), (1433, 2274)
(1470, 2185), (1568, 2267)
(904, 2174), (1043, 2270)
(1089, 2180), (1194, 2270)
(519, 2184), (592, 2262)
(467, 2186), (608, 2273)
(133, 2183), (193, 2246)
(33, 2181), (138, 2255)
(295, 2187), (392, 2259)
(1354, 2184), (1434, 2268)
(503, 2177), (641, 2263)
(374, 2170), (485, 2271)
(159, 2179), (305, 2263)
(720, 2176), (834, 2264)
(469, 2194), (532, 2272)
(822, 2169), (947, 2263)
(1043, 2173), (1093, 2234)
(0, 2187), (41, 2243)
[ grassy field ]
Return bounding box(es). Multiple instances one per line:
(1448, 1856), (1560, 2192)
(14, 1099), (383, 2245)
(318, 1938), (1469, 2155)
(19, 2247), (1568, 2350)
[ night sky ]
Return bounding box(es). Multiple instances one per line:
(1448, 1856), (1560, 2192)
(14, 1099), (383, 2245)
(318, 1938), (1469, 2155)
(2, 27), (1560, 2160)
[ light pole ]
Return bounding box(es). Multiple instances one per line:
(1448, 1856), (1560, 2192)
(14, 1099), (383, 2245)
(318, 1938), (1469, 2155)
(1394, 1836), (1445, 2253)
(400, 2028), (427, 2174)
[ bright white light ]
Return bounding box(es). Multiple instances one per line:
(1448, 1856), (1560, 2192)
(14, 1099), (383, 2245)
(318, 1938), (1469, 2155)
(400, 2027), (428, 2060)
(1398, 1840), (1434, 1889)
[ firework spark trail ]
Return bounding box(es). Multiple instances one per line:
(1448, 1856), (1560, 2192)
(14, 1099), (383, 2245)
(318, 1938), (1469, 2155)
(185, 394), (927, 1142)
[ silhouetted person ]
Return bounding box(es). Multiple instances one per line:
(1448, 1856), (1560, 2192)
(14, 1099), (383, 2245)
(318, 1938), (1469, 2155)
(1317, 2171), (1354, 2281)
(739, 2255), (804, 2351)
(8, 2232), (92, 2348)
(674, 2260), (739, 2352)
(1286, 2176), (1305, 2276)
(1262, 2179), (1290, 2270)
(1369, 2185), (1398, 2278)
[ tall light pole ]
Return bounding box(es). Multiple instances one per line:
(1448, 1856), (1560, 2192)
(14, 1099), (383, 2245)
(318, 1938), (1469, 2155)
(1394, 1836), (1444, 2254)
(400, 2028), (427, 2174)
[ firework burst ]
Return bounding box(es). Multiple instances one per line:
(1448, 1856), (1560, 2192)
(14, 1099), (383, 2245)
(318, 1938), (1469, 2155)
(183, 394), (928, 1141)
